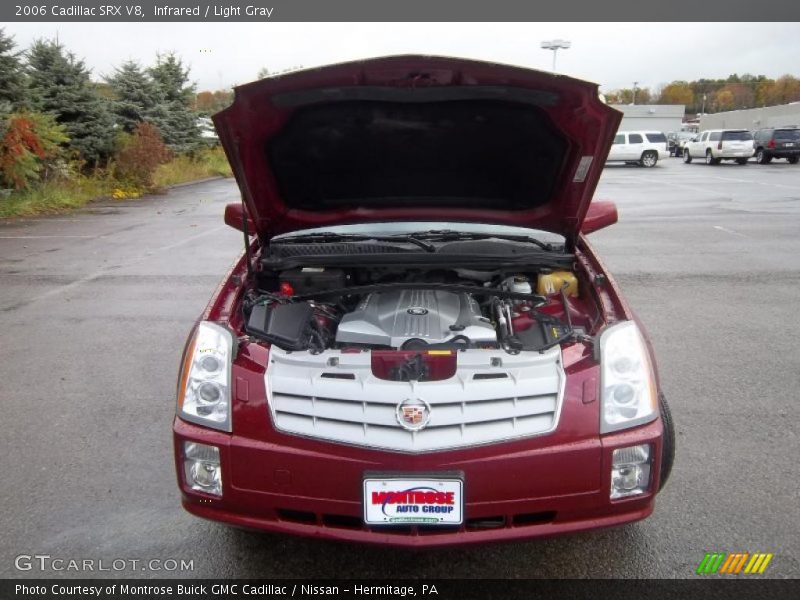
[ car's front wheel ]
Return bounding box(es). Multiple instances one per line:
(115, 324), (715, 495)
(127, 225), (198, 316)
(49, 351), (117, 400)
(756, 149), (772, 164)
(683, 148), (692, 163)
(640, 151), (658, 168)
(659, 394), (676, 490)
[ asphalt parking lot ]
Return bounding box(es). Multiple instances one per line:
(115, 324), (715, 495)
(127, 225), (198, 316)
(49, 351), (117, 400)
(1, 156), (799, 579)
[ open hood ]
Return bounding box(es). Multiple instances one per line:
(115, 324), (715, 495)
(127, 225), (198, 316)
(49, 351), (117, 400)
(213, 55), (621, 242)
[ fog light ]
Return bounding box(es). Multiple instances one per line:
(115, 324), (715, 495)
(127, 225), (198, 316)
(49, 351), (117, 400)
(611, 444), (651, 499)
(183, 442), (222, 496)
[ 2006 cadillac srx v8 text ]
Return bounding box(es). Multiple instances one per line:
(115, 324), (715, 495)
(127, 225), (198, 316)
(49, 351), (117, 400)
(173, 55), (675, 546)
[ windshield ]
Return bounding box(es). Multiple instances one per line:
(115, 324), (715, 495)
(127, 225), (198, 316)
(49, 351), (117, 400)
(272, 222), (566, 244)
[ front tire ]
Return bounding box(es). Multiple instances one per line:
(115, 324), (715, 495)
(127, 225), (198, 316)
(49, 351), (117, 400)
(683, 148), (692, 163)
(659, 394), (676, 490)
(640, 151), (658, 168)
(756, 149), (772, 164)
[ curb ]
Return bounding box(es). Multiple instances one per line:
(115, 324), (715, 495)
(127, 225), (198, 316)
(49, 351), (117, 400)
(164, 176), (228, 190)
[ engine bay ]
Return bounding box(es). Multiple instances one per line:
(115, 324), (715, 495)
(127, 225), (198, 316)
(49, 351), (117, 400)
(242, 263), (597, 359)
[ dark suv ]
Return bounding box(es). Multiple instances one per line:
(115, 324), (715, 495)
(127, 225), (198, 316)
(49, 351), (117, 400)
(753, 127), (800, 164)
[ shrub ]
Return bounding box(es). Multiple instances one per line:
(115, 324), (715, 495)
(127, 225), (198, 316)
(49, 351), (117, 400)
(0, 111), (68, 190)
(113, 121), (171, 188)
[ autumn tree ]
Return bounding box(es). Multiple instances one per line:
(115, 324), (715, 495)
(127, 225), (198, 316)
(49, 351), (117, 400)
(714, 90), (735, 112)
(658, 82), (694, 106)
(0, 111), (68, 189)
(113, 121), (171, 188)
(195, 89), (233, 115)
(762, 75), (800, 106)
(718, 83), (755, 110)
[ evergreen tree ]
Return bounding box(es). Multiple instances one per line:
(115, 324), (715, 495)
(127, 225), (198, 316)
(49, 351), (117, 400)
(26, 39), (115, 167)
(148, 52), (199, 153)
(105, 60), (162, 133)
(0, 29), (25, 107)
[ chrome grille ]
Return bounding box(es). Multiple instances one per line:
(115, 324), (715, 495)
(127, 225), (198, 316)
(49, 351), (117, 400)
(265, 347), (564, 453)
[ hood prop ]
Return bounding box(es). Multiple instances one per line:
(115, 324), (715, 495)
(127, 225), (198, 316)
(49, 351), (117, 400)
(230, 134), (255, 280)
(241, 196), (254, 279)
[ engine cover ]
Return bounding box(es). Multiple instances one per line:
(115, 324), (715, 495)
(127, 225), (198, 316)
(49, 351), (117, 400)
(335, 290), (496, 348)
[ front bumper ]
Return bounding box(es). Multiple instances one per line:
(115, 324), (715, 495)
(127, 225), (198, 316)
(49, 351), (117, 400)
(173, 417), (663, 547)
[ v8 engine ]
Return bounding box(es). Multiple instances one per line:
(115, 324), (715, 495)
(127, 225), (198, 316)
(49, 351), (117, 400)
(335, 290), (496, 348)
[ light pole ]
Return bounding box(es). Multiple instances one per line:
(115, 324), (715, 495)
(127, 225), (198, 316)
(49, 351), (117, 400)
(540, 39), (571, 72)
(632, 81), (638, 105)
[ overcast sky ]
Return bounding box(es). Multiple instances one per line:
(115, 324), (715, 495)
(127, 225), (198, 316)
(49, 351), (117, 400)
(5, 22), (799, 92)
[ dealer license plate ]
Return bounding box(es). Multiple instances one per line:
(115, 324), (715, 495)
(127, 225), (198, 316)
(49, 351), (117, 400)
(363, 476), (464, 525)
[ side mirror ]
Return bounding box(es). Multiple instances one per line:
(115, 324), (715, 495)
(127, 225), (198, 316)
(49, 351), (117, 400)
(224, 203), (256, 234)
(581, 201), (618, 235)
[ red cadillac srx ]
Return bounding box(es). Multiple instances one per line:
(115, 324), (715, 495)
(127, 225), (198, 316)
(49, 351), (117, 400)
(173, 55), (675, 546)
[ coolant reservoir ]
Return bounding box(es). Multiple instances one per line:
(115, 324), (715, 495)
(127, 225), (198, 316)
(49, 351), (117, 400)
(536, 270), (579, 297)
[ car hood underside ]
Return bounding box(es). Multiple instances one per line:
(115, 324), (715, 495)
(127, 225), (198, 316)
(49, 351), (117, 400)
(213, 55), (621, 242)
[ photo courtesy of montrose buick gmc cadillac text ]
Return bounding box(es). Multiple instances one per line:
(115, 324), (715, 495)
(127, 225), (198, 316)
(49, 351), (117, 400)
(173, 55), (675, 546)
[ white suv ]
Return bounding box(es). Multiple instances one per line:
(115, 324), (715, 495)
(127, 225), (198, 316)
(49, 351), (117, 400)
(683, 130), (754, 165)
(606, 131), (668, 168)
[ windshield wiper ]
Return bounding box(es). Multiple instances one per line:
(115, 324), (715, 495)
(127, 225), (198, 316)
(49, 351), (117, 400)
(409, 229), (556, 252)
(273, 232), (437, 252)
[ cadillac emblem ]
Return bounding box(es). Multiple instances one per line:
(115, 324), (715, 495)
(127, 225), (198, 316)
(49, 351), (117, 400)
(396, 397), (431, 432)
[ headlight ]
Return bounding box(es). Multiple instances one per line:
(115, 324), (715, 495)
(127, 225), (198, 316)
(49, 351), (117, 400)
(177, 322), (234, 432)
(599, 321), (658, 433)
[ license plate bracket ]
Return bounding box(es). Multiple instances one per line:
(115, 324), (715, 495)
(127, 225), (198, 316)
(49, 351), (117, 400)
(363, 471), (464, 526)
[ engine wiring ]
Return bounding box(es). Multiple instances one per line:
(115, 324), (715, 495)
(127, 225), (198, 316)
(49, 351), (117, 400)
(241, 271), (594, 354)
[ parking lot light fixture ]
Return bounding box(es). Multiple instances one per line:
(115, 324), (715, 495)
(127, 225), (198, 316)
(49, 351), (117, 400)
(540, 39), (571, 72)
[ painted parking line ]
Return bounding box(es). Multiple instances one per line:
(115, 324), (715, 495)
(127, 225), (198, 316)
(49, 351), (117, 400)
(712, 225), (749, 238)
(0, 235), (98, 239)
